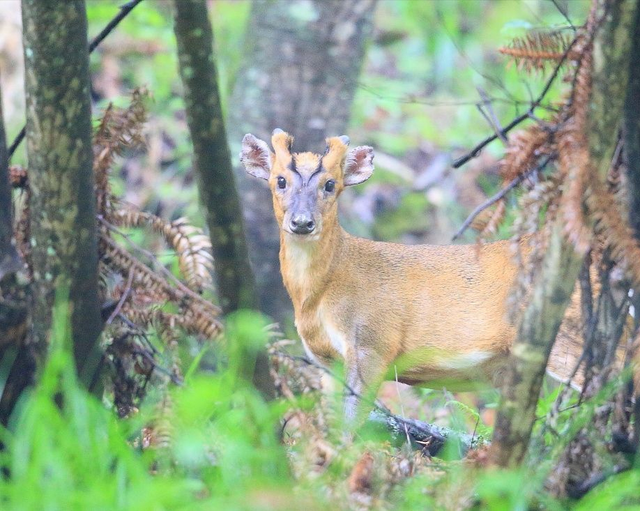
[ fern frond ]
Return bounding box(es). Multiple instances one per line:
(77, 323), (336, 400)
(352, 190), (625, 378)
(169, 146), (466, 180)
(153, 394), (174, 450)
(94, 87), (149, 218)
(479, 199), (507, 240)
(513, 176), (562, 237)
(101, 235), (222, 337)
(122, 305), (222, 343)
(558, 43), (593, 254)
(587, 180), (640, 286)
(112, 208), (213, 293)
(509, 177), (562, 315)
(499, 31), (579, 73)
(558, 132), (592, 254)
(501, 126), (551, 182)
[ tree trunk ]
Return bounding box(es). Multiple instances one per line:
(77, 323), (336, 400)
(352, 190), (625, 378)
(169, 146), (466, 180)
(492, 222), (585, 467)
(173, 0), (274, 399)
(624, 0), (640, 454)
(22, 0), (103, 384)
(173, 0), (256, 313)
(491, 0), (638, 468)
(227, 0), (377, 322)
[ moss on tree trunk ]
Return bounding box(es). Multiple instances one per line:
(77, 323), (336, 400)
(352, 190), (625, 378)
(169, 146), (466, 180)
(22, 0), (102, 383)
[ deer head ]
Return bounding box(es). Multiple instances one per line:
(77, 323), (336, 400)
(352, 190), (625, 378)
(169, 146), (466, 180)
(240, 129), (374, 239)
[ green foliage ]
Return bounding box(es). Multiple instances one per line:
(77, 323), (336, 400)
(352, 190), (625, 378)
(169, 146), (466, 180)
(575, 470), (640, 510)
(445, 399), (492, 439)
(0, 304), (297, 510)
(1, 300), (639, 510)
(6, 2), (639, 510)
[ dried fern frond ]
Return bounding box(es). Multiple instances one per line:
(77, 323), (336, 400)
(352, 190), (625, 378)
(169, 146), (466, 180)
(587, 180), (640, 286)
(468, 207), (495, 233)
(500, 31), (580, 73)
(101, 235), (221, 336)
(106, 328), (153, 418)
(509, 177), (562, 314)
(112, 208), (213, 293)
(479, 199), (507, 240)
(10, 87), (225, 420)
(558, 134), (592, 254)
(122, 305), (222, 343)
(500, 126), (551, 182)
(512, 176), (562, 237)
(558, 43), (593, 254)
(94, 87), (149, 217)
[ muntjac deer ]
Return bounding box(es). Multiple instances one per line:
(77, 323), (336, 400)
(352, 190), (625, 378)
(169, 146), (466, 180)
(240, 129), (598, 420)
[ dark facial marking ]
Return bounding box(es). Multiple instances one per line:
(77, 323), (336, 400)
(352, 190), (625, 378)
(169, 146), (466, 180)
(288, 155), (301, 178)
(308, 157), (324, 182)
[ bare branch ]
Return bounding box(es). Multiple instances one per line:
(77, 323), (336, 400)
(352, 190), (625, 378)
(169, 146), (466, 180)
(272, 348), (484, 456)
(550, 0), (577, 31)
(8, 0), (145, 160)
(453, 38), (578, 169)
(452, 154), (554, 241)
(476, 87), (508, 145)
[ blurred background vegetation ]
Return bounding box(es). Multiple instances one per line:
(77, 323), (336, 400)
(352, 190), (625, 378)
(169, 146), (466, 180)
(2, 0), (589, 245)
(6, 1), (634, 510)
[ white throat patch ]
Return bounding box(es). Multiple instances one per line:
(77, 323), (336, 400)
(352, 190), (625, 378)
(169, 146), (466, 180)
(285, 236), (318, 279)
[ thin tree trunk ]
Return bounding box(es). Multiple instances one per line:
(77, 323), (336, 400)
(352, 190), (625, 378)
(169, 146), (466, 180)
(173, 0), (256, 313)
(492, 222), (584, 467)
(228, 0), (377, 322)
(22, 0), (103, 384)
(624, 0), (640, 454)
(173, 0), (274, 399)
(491, 0), (638, 468)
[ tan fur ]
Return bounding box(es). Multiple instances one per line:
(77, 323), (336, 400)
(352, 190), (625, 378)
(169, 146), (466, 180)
(241, 130), (620, 419)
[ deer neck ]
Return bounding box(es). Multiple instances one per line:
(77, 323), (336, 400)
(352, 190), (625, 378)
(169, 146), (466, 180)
(280, 217), (344, 311)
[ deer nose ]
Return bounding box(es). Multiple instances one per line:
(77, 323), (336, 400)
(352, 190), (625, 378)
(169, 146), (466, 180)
(290, 214), (315, 235)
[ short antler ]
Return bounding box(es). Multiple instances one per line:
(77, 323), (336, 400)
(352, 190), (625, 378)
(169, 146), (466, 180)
(271, 128), (294, 163)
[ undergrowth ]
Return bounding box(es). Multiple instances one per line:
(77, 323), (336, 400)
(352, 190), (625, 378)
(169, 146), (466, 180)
(1, 298), (638, 510)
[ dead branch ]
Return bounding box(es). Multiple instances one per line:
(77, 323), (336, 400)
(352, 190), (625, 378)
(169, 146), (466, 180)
(272, 349), (483, 457)
(7, 0), (145, 160)
(452, 153), (554, 241)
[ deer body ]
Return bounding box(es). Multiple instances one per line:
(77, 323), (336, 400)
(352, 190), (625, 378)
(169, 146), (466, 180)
(241, 130), (583, 420)
(283, 228), (518, 387)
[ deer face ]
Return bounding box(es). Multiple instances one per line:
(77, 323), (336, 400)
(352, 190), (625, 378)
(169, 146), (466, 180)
(240, 129), (374, 239)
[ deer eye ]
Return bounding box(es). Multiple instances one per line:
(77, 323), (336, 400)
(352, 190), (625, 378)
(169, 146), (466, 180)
(324, 180), (335, 193)
(277, 176), (287, 189)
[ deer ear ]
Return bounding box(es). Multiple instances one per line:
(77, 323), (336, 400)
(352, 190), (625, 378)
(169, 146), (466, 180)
(240, 134), (272, 180)
(344, 146), (374, 186)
